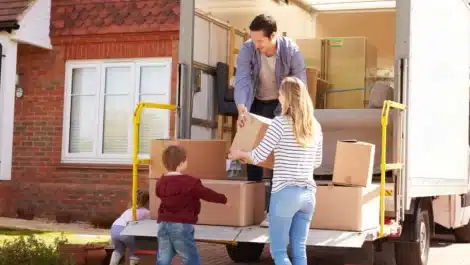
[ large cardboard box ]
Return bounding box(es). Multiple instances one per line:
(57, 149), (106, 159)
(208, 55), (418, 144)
(150, 139), (227, 179)
(230, 113), (274, 169)
(311, 184), (380, 231)
(150, 179), (266, 226)
(333, 140), (375, 187)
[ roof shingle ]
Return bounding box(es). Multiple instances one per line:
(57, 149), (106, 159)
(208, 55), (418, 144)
(0, 0), (33, 22)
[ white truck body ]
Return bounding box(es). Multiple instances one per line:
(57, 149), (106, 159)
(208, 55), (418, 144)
(122, 0), (470, 258)
(397, 0), (469, 199)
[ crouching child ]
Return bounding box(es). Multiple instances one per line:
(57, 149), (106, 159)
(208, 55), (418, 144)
(109, 190), (150, 265)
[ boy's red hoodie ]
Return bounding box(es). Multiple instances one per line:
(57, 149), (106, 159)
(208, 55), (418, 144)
(155, 173), (227, 224)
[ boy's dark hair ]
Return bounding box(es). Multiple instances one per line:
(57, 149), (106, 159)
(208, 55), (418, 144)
(137, 189), (149, 208)
(162, 145), (187, 171)
(249, 14), (277, 38)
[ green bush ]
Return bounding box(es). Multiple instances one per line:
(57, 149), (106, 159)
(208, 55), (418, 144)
(0, 235), (73, 265)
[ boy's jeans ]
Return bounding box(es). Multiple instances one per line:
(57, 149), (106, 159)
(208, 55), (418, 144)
(268, 186), (316, 265)
(157, 222), (201, 265)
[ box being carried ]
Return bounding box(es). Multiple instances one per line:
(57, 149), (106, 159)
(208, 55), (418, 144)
(230, 113), (274, 169)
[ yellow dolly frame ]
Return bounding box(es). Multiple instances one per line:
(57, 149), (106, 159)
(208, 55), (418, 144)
(131, 102), (177, 221)
(379, 100), (406, 237)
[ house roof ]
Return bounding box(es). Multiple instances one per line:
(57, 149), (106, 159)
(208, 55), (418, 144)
(0, 0), (32, 22)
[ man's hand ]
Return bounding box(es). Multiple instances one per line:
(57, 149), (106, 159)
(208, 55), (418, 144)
(237, 104), (248, 128)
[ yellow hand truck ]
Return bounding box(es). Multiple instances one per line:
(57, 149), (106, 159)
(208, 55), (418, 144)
(131, 102), (178, 221)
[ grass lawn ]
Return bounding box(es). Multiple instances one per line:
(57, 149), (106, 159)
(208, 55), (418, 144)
(0, 228), (110, 246)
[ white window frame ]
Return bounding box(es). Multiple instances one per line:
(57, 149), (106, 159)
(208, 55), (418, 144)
(61, 57), (172, 164)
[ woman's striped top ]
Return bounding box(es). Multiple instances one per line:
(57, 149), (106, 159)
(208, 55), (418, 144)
(250, 115), (323, 193)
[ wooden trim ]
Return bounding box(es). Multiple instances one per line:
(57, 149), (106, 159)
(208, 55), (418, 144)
(192, 117), (232, 132)
(195, 9), (247, 37)
(193, 61), (216, 76)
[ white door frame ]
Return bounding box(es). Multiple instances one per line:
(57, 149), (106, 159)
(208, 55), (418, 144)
(0, 34), (18, 181)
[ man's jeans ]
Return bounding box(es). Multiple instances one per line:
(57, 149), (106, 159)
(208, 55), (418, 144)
(268, 186), (316, 265)
(248, 98), (279, 212)
(157, 222), (201, 265)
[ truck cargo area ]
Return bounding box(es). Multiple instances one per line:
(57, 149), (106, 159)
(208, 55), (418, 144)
(192, 1), (399, 180)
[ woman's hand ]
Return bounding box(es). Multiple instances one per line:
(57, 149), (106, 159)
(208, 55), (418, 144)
(228, 150), (250, 162)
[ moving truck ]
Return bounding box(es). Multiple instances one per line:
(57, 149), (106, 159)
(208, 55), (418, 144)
(121, 0), (470, 265)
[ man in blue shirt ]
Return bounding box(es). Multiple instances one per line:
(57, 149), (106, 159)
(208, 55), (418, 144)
(234, 14), (307, 223)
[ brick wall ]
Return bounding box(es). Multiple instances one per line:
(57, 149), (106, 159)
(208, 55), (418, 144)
(3, 0), (180, 221)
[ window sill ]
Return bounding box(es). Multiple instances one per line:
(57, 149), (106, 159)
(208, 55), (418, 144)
(56, 163), (150, 171)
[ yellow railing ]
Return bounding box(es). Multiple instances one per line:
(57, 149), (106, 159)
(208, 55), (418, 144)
(132, 102), (178, 221)
(379, 100), (406, 237)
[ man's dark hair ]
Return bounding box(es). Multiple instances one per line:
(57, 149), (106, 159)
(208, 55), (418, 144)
(162, 145), (187, 171)
(249, 14), (277, 38)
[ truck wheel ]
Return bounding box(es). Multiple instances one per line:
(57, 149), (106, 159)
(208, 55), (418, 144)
(225, 242), (265, 263)
(395, 200), (431, 265)
(453, 219), (470, 242)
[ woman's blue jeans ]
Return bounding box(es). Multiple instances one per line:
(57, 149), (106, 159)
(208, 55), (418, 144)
(268, 186), (316, 265)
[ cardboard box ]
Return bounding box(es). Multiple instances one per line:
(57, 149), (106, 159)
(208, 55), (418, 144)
(311, 184), (380, 231)
(314, 109), (393, 175)
(230, 113), (274, 169)
(150, 179), (266, 226)
(150, 139), (227, 179)
(315, 78), (330, 109)
(306, 67), (320, 105)
(333, 140), (375, 187)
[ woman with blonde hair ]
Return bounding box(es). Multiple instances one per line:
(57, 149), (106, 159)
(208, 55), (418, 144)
(229, 76), (323, 265)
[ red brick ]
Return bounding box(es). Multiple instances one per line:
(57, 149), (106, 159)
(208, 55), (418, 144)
(7, 0), (181, 220)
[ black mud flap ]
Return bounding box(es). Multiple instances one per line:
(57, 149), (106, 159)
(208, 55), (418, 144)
(308, 242), (376, 265)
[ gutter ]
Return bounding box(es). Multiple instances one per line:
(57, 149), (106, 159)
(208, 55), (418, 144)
(0, 20), (20, 33)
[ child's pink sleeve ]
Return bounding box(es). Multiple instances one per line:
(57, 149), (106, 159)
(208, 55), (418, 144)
(137, 209), (151, 221)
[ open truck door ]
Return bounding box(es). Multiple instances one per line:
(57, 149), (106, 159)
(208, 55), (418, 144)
(396, 0), (470, 199)
(393, 0), (470, 265)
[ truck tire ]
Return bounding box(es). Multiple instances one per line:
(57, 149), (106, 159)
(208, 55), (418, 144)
(225, 242), (265, 263)
(453, 220), (470, 242)
(395, 200), (431, 265)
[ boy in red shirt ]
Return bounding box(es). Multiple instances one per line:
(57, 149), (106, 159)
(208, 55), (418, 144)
(155, 145), (228, 265)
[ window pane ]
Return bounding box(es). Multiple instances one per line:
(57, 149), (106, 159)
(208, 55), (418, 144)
(69, 95), (95, 153)
(105, 67), (132, 94)
(140, 65), (170, 94)
(103, 95), (130, 154)
(139, 95), (171, 155)
(71, 68), (98, 95)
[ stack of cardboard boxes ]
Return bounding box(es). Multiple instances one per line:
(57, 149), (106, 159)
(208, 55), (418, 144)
(227, 113), (381, 231)
(311, 140), (380, 231)
(149, 113), (381, 231)
(149, 139), (266, 226)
